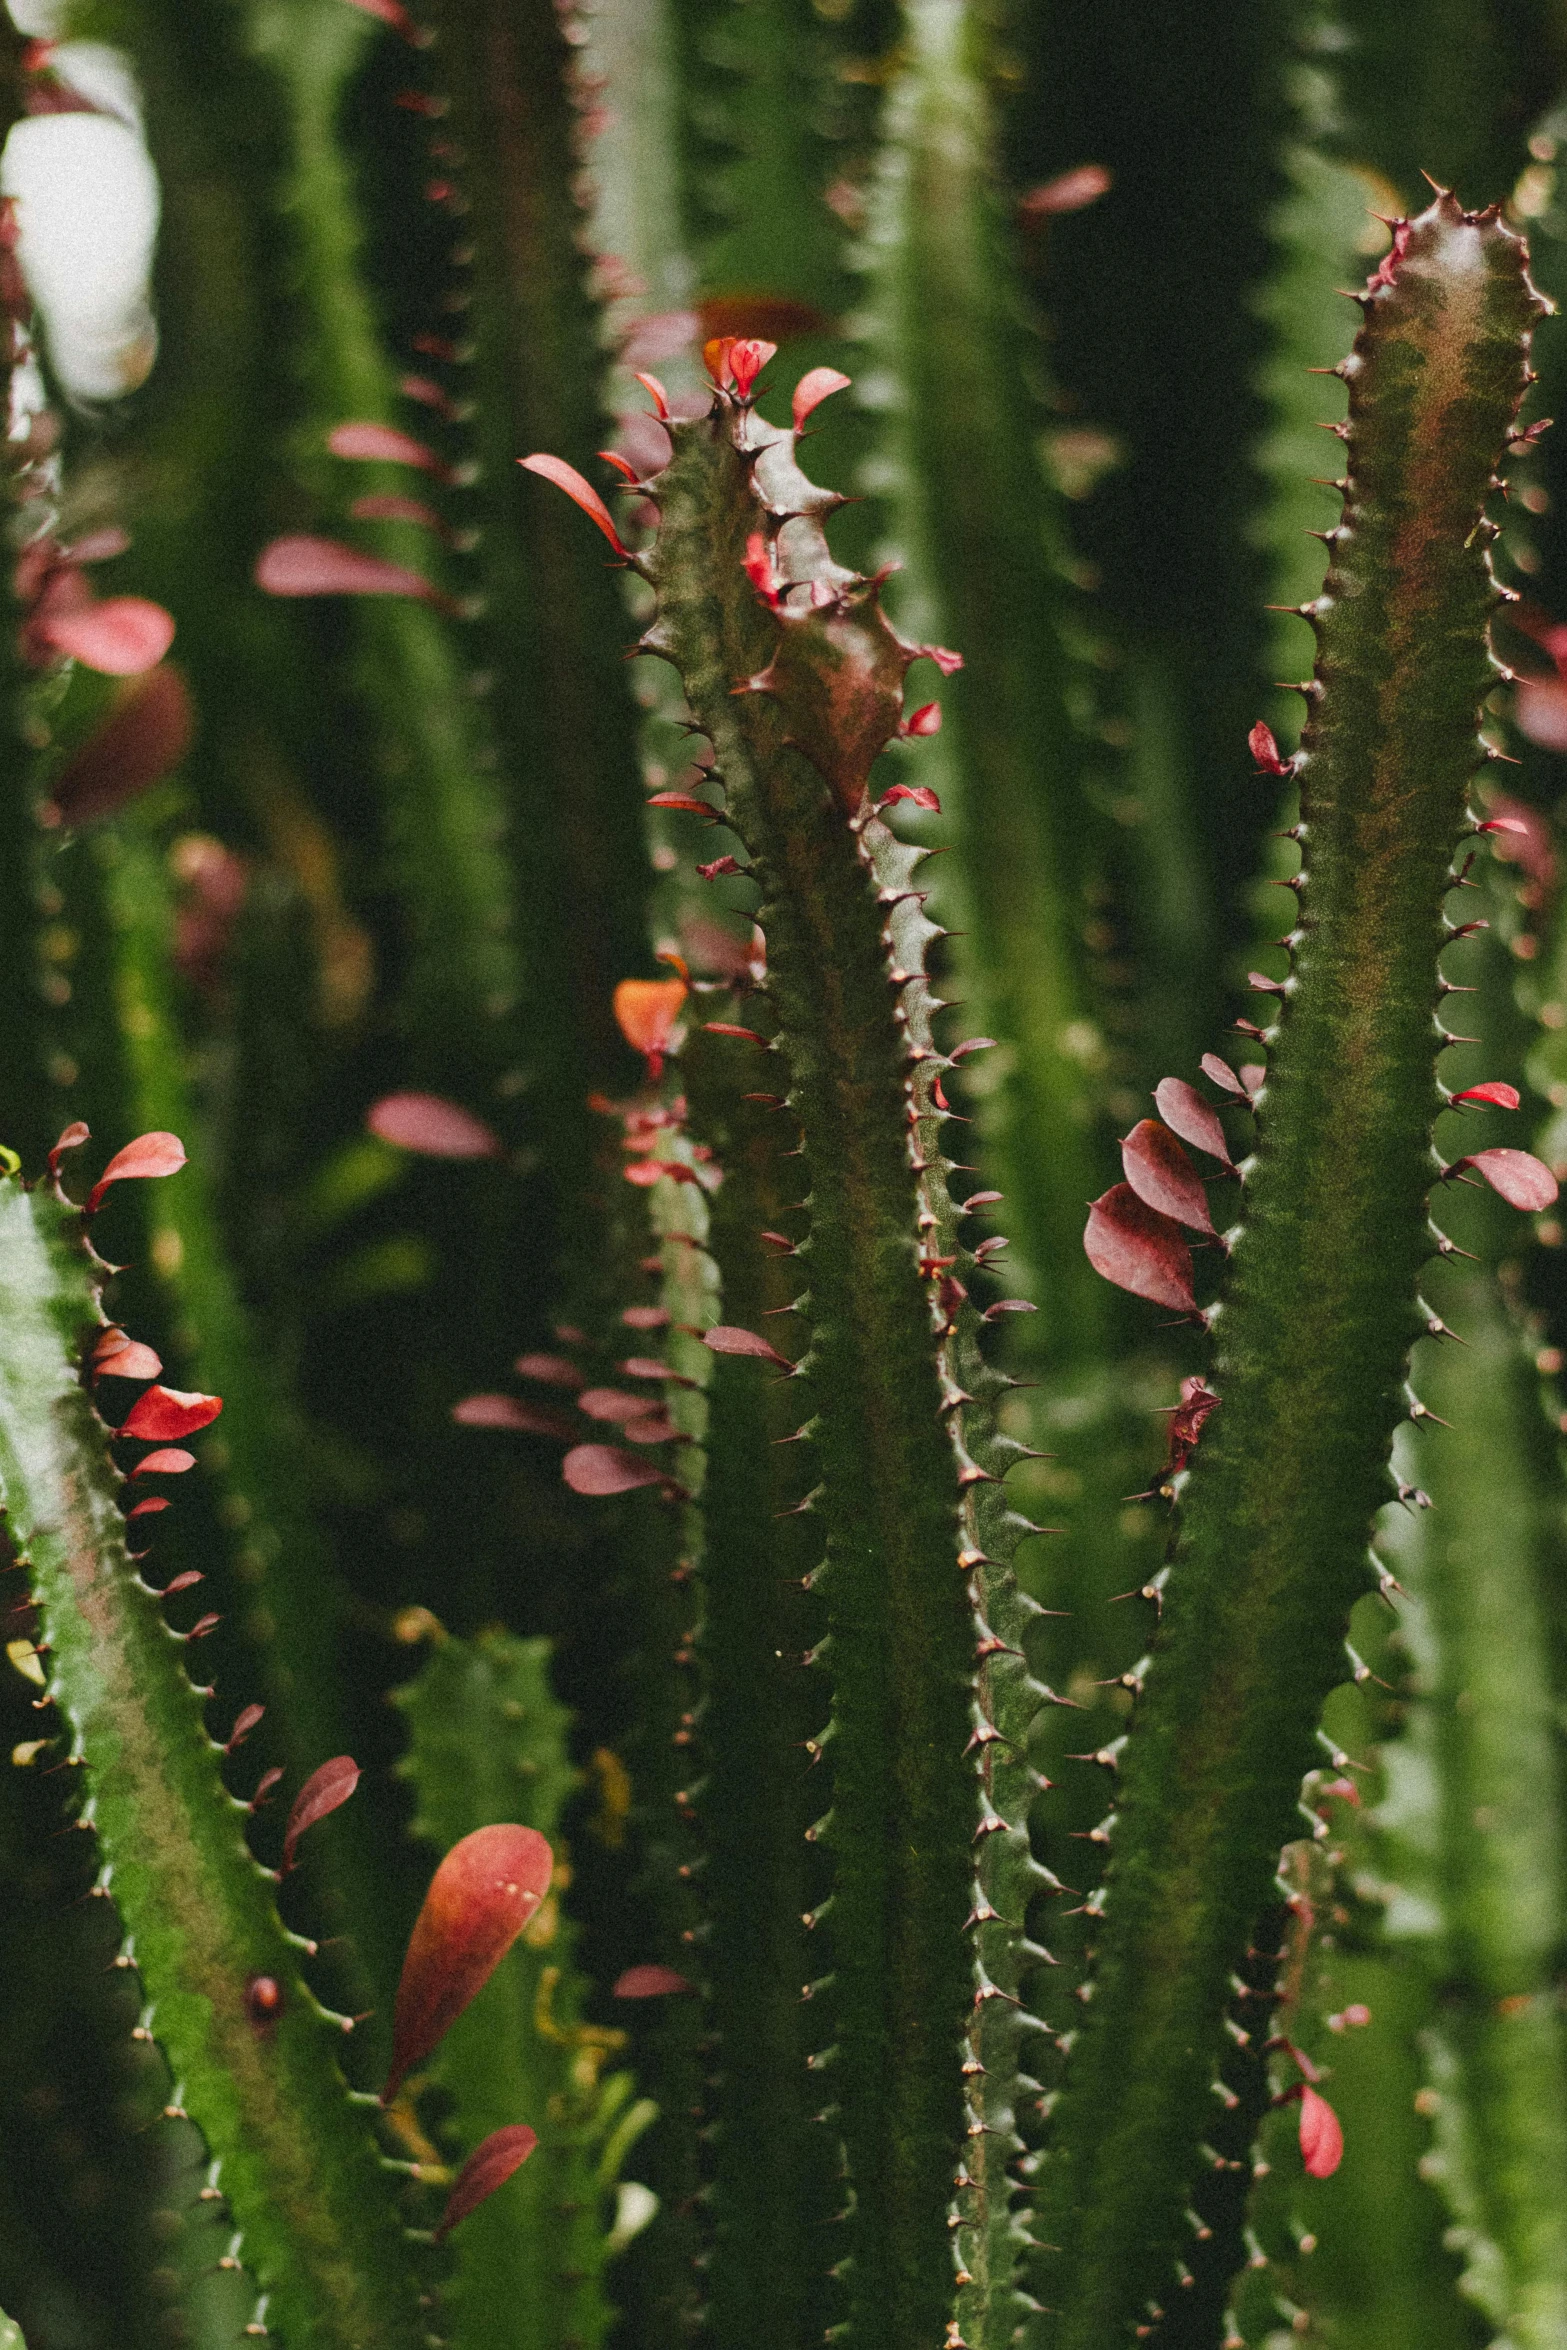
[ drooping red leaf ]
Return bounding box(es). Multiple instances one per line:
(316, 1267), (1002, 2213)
(94, 1339), (162, 1381)
(366, 1092), (501, 1159)
(283, 1756), (361, 1870)
(225, 1703), (265, 1752)
(384, 1824), (554, 2100)
(38, 596), (175, 677)
(703, 1325), (792, 1366)
(563, 1443), (665, 1496)
(1248, 720), (1292, 776)
(613, 976), (688, 1058)
(1084, 1184), (1197, 1313)
(614, 1964), (694, 1998)
(577, 1387), (650, 1424)
(1200, 1052), (1247, 1098)
(452, 1394), (575, 1439)
(1120, 1121), (1214, 1234)
(879, 784), (942, 813)
(623, 1411), (680, 1445)
(86, 1131), (187, 1213)
(255, 535), (437, 602)
(792, 366), (852, 429)
(131, 1447), (196, 1476)
(1455, 1148), (1559, 1211)
(327, 421), (448, 475)
(1153, 1077), (1233, 1166)
(434, 2125), (538, 2243)
(49, 663), (194, 826)
(1017, 162), (1113, 218)
(47, 1121), (90, 1176)
(127, 1497), (170, 1519)
(119, 1385), (223, 1441)
(515, 1351), (585, 1389)
(1450, 1081), (1521, 1111)
(519, 454), (630, 557)
(1299, 2086), (1344, 2178)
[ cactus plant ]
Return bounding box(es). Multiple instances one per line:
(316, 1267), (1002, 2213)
(4, 5), (1567, 2349)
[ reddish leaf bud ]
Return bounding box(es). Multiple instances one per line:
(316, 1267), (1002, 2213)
(1299, 2085), (1344, 2177)
(435, 2125), (538, 2242)
(1248, 720), (1292, 776)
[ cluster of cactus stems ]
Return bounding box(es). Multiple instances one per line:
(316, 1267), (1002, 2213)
(7, 5), (1567, 2350)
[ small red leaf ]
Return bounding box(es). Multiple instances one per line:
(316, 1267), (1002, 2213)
(434, 2125), (538, 2242)
(1153, 1077), (1233, 1166)
(613, 976), (688, 1058)
(225, 1703), (265, 1753)
(619, 1357), (674, 1381)
(39, 597), (175, 677)
(901, 700), (942, 738)
(519, 454), (630, 557)
(577, 1387), (650, 1424)
(119, 1385), (223, 1441)
(879, 785), (943, 813)
(792, 366), (851, 429)
(48, 1121), (90, 1175)
(1456, 1148), (1559, 1210)
(1200, 1053), (1247, 1098)
(1121, 1121), (1214, 1233)
(251, 1766), (285, 1810)
(563, 1443), (664, 1496)
(1017, 163), (1113, 218)
(1248, 721), (1291, 776)
(633, 370), (670, 419)
(1299, 2086), (1344, 2178)
(646, 793), (718, 815)
(255, 536), (437, 602)
(703, 1325), (792, 1366)
(452, 1394), (575, 1439)
(1084, 1185), (1197, 1313)
(350, 494), (446, 532)
(622, 1305), (670, 1330)
(127, 1496), (170, 1519)
(949, 1037), (998, 1060)
(1450, 1081), (1520, 1111)
(623, 1411), (680, 1445)
(515, 1352), (585, 1389)
(327, 421), (448, 475)
(1240, 1064), (1266, 1098)
(613, 1964), (693, 1998)
(727, 338), (777, 398)
(367, 1092), (501, 1158)
(131, 1447), (196, 1476)
(49, 664), (195, 826)
(86, 1130), (186, 1213)
(283, 1756), (361, 1870)
(94, 1340), (162, 1381)
(384, 1824), (554, 2100)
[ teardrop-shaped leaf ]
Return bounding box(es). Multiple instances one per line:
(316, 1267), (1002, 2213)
(612, 976), (688, 1057)
(1120, 1121), (1214, 1234)
(255, 535), (437, 602)
(519, 455), (630, 557)
(282, 1757), (361, 1870)
(562, 1444), (664, 1497)
(94, 1339), (162, 1381)
(384, 1825), (554, 2101)
(130, 1447), (196, 1476)
(613, 1964), (694, 1999)
(49, 664), (194, 826)
(452, 1394), (575, 1440)
(792, 366), (852, 428)
(39, 596), (176, 677)
(328, 421), (448, 475)
(1200, 1053), (1247, 1099)
(1449, 1081), (1521, 1111)
(1455, 1148), (1559, 1211)
(514, 1351), (585, 1389)
(366, 1093), (501, 1159)
(119, 1385), (223, 1441)
(85, 1130), (186, 1212)
(577, 1387), (650, 1424)
(433, 2125), (539, 2243)
(1084, 1185), (1197, 1313)
(703, 1325), (792, 1365)
(1299, 2085), (1344, 2179)
(1153, 1077), (1233, 1166)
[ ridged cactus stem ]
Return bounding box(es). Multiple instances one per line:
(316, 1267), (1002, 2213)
(1038, 197), (1545, 2342)
(0, 1171), (423, 2350)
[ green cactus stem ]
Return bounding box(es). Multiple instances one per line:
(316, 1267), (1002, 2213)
(396, 1626), (650, 2350)
(1038, 196), (1546, 2343)
(0, 1166), (424, 2350)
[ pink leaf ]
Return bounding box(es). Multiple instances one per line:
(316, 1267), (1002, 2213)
(613, 1964), (694, 1998)
(452, 1394), (575, 1439)
(86, 1130), (186, 1213)
(48, 1122), (90, 1175)
(623, 1411), (679, 1445)
(1200, 1052), (1247, 1099)
(1450, 1081), (1520, 1111)
(350, 494), (447, 532)
(38, 596), (175, 677)
(577, 1387), (650, 1424)
(131, 1447), (196, 1476)
(515, 1351), (585, 1390)
(1240, 1064), (1266, 1098)
(633, 370), (670, 418)
(49, 664), (195, 826)
(622, 1306), (670, 1330)
(1455, 1148), (1559, 1210)
(1017, 163), (1113, 218)
(1153, 1077), (1233, 1166)
(703, 1324), (792, 1366)
(282, 1756), (361, 1870)
(901, 701), (942, 738)
(792, 366), (852, 429)
(1248, 720), (1292, 776)
(225, 1703), (265, 1753)
(127, 1497), (170, 1519)
(619, 1357), (675, 1381)
(327, 421), (448, 475)
(1299, 2086), (1344, 2178)
(727, 338), (777, 397)
(367, 1092), (501, 1159)
(879, 784), (942, 813)
(434, 2125), (538, 2243)
(1121, 1120), (1214, 1234)
(385, 1825), (554, 2100)
(1084, 1185), (1197, 1313)
(255, 535), (437, 602)
(563, 1443), (664, 1496)
(94, 1339), (162, 1381)
(519, 455), (630, 557)
(119, 1385), (223, 1441)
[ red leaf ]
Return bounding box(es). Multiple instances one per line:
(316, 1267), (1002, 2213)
(1200, 1052), (1247, 1098)
(94, 1340), (162, 1381)
(950, 1037), (998, 1060)
(878, 784), (942, 813)
(350, 494), (446, 532)
(282, 1756), (361, 1870)
(727, 338), (777, 397)
(563, 1444), (665, 1496)
(255, 535), (437, 602)
(131, 1447), (196, 1476)
(384, 1824), (554, 2100)
(619, 1357), (674, 1381)
(1299, 2086), (1344, 2178)
(327, 421), (448, 475)
(452, 1394), (575, 1439)
(342, 0), (429, 36)
(623, 1411), (680, 1445)
(577, 1387), (650, 1424)
(48, 1121), (90, 1175)
(515, 1351), (585, 1389)
(703, 1325), (792, 1366)
(792, 366), (852, 429)
(633, 370), (670, 419)
(622, 1306), (670, 1330)
(225, 1703), (265, 1752)
(1153, 1077), (1233, 1166)
(39, 596), (175, 677)
(1450, 1081), (1520, 1111)
(49, 664), (194, 826)
(1248, 720), (1292, 776)
(613, 1964), (693, 1998)
(366, 1092), (501, 1159)
(434, 2125), (539, 2242)
(1239, 1064), (1266, 1098)
(85, 1130), (186, 1214)
(1456, 1148), (1559, 1210)
(1084, 1185), (1197, 1313)
(901, 700), (942, 738)
(646, 793), (717, 815)
(519, 455), (630, 557)
(1017, 162), (1113, 218)
(613, 976), (688, 1058)
(119, 1385), (223, 1441)
(127, 1497), (170, 1519)
(1121, 1121), (1214, 1233)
